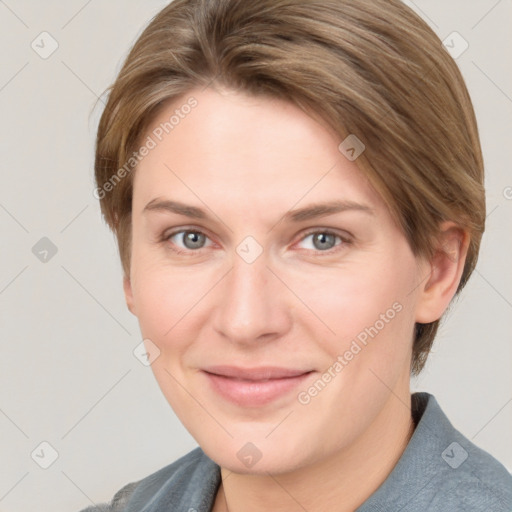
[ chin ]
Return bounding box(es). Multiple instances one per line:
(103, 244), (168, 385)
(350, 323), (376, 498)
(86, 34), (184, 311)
(199, 432), (319, 476)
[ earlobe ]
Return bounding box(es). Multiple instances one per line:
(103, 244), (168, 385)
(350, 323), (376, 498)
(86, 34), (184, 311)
(415, 222), (469, 324)
(123, 275), (136, 316)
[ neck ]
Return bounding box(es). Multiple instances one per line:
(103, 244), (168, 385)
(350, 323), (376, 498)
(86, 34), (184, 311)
(213, 387), (415, 512)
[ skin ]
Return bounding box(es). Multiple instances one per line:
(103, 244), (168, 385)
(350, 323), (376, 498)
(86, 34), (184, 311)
(123, 86), (468, 512)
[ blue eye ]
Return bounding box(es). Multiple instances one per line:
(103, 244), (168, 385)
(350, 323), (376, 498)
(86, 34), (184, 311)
(166, 230), (212, 252)
(297, 231), (345, 252)
(162, 228), (349, 256)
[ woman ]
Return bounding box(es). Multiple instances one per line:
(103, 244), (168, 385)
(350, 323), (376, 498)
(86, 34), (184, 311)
(83, 0), (512, 510)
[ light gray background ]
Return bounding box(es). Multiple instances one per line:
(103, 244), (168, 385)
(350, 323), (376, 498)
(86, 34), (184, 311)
(0, 1), (510, 510)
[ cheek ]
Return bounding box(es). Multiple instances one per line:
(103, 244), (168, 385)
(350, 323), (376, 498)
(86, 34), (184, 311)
(290, 254), (419, 423)
(130, 251), (221, 360)
(129, 261), (213, 423)
(286, 253), (417, 348)
(295, 253), (418, 402)
(290, 266), (417, 446)
(132, 271), (191, 342)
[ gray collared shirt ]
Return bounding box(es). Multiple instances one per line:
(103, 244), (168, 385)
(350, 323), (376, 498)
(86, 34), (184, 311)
(80, 392), (512, 511)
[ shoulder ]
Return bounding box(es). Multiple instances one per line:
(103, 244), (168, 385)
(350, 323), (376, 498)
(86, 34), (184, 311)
(411, 393), (512, 511)
(360, 393), (512, 512)
(430, 433), (512, 511)
(77, 447), (220, 512)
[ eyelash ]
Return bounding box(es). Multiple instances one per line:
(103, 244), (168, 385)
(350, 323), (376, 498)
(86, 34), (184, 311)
(160, 227), (352, 257)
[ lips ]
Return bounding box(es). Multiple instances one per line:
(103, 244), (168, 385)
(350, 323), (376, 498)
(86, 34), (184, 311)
(203, 365), (311, 380)
(201, 366), (314, 407)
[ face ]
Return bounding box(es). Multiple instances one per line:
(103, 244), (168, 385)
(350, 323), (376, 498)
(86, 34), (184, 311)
(124, 86), (433, 474)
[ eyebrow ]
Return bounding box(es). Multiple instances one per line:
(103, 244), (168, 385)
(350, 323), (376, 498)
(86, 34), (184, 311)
(144, 198), (208, 219)
(143, 198), (374, 222)
(284, 200), (374, 221)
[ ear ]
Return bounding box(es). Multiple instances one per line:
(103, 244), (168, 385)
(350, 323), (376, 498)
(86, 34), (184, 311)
(415, 222), (470, 324)
(123, 275), (137, 316)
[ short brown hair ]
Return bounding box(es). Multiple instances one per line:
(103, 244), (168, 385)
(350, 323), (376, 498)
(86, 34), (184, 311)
(94, 0), (485, 375)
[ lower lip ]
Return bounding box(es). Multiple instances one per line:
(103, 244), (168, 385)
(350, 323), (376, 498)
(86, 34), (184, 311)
(203, 371), (313, 407)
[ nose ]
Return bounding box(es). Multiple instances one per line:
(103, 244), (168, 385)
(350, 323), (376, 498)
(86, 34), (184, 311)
(212, 252), (292, 346)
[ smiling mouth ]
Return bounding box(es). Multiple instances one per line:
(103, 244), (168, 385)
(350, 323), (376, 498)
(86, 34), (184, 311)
(201, 366), (315, 407)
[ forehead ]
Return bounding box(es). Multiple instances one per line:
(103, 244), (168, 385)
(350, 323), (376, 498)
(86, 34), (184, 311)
(132, 87), (384, 218)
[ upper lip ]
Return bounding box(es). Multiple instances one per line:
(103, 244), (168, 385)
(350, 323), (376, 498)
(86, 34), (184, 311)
(202, 366), (313, 381)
